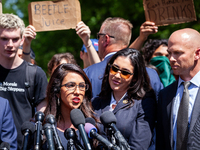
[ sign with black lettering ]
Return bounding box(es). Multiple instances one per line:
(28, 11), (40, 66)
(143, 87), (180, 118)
(0, 0), (2, 14)
(143, 0), (196, 26)
(28, 0), (81, 32)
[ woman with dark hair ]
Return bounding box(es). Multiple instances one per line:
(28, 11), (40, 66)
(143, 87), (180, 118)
(47, 52), (77, 75)
(44, 63), (97, 149)
(92, 48), (156, 150)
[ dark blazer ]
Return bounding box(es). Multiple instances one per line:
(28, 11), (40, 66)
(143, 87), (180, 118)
(84, 53), (163, 99)
(84, 54), (113, 98)
(156, 80), (200, 150)
(92, 92), (156, 150)
(0, 97), (17, 150)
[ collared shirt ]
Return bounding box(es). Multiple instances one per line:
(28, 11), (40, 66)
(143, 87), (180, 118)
(104, 52), (116, 60)
(173, 71), (200, 149)
(109, 92), (127, 111)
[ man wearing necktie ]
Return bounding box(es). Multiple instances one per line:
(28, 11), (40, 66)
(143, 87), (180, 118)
(156, 28), (200, 150)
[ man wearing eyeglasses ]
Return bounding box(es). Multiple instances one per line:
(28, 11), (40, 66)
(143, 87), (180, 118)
(84, 17), (163, 100)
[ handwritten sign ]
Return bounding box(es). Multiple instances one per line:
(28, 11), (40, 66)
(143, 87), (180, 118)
(0, 0), (2, 15)
(28, 0), (81, 32)
(143, 0), (196, 26)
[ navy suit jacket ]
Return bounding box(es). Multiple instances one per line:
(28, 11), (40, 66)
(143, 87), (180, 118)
(0, 97), (17, 150)
(156, 80), (200, 150)
(84, 53), (163, 99)
(92, 92), (156, 150)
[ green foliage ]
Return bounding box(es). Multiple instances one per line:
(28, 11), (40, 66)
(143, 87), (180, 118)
(1, 0), (200, 74)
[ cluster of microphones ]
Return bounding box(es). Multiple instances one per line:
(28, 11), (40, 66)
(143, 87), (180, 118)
(17, 109), (131, 150)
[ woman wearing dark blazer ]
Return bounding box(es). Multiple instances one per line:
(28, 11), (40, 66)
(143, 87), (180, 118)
(43, 63), (98, 150)
(92, 48), (156, 150)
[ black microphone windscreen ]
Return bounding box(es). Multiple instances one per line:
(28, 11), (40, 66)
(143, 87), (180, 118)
(0, 142), (10, 150)
(85, 118), (96, 126)
(100, 111), (117, 127)
(35, 111), (45, 122)
(70, 109), (85, 128)
(45, 114), (56, 125)
(21, 121), (35, 134)
(64, 128), (76, 140)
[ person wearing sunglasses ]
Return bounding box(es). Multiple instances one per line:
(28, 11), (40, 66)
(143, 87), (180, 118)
(43, 63), (98, 150)
(83, 17), (163, 101)
(92, 48), (156, 150)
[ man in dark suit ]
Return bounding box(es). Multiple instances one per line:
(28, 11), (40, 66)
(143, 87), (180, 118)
(156, 28), (200, 150)
(0, 97), (17, 150)
(84, 18), (163, 98)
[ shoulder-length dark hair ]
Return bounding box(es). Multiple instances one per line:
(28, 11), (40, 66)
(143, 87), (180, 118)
(44, 63), (95, 122)
(99, 48), (152, 101)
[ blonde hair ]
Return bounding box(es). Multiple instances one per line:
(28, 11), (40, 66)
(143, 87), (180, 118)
(101, 17), (133, 46)
(0, 13), (25, 37)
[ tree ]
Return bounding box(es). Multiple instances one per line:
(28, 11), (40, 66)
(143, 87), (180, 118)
(1, 0), (200, 75)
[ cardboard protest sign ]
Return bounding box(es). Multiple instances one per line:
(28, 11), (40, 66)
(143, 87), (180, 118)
(143, 0), (196, 26)
(28, 0), (81, 32)
(0, 0), (2, 15)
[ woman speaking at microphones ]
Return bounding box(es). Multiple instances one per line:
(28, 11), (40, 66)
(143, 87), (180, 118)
(42, 63), (98, 150)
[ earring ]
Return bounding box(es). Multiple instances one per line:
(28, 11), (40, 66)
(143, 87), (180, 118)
(57, 97), (60, 106)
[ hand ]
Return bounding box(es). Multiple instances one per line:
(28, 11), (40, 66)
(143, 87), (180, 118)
(76, 21), (91, 46)
(139, 21), (158, 41)
(23, 25), (36, 46)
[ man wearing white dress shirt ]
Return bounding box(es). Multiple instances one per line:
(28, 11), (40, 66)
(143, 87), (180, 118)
(156, 28), (200, 150)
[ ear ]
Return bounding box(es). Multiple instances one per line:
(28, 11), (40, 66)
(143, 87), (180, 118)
(80, 51), (84, 59)
(56, 93), (60, 99)
(194, 48), (200, 60)
(54, 86), (60, 93)
(103, 34), (110, 47)
(20, 36), (25, 46)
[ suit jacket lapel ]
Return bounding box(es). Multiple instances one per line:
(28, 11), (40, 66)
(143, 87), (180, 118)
(168, 81), (178, 149)
(189, 87), (200, 134)
(113, 96), (131, 114)
(170, 96), (176, 149)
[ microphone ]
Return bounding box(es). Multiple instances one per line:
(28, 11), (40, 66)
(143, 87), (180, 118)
(45, 114), (63, 150)
(64, 128), (75, 150)
(0, 142), (10, 150)
(85, 117), (96, 126)
(70, 109), (91, 150)
(100, 111), (130, 150)
(85, 122), (119, 150)
(34, 111), (44, 150)
(64, 128), (84, 150)
(43, 123), (55, 150)
(21, 121), (35, 150)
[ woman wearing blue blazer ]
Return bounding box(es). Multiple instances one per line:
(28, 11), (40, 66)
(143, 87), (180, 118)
(92, 48), (156, 150)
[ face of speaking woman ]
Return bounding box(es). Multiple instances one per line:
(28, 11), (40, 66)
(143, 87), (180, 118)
(108, 56), (134, 100)
(45, 63), (93, 124)
(59, 71), (88, 112)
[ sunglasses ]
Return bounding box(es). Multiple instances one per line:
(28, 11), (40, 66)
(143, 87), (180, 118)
(61, 82), (89, 91)
(97, 33), (115, 40)
(109, 64), (133, 79)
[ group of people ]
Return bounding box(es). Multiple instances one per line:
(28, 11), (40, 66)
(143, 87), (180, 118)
(0, 12), (200, 150)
